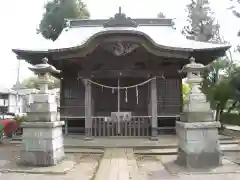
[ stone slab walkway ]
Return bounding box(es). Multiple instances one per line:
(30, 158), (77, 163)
(94, 148), (144, 180)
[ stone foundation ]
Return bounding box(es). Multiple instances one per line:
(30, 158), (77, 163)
(19, 147), (65, 166)
(176, 121), (221, 168)
(19, 121), (65, 166)
(176, 148), (221, 169)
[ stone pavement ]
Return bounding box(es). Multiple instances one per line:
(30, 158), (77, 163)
(94, 148), (144, 180)
(1, 146), (240, 179)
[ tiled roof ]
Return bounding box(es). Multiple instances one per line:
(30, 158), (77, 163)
(12, 11), (230, 53)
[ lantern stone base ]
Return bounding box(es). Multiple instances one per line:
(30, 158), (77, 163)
(26, 112), (59, 122)
(175, 121), (221, 169)
(19, 121), (65, 166)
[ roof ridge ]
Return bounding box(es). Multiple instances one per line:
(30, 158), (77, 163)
(65, 8), (173, 28)
(66, 18), (173, 28)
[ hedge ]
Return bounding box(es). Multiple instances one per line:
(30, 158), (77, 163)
(220, 113), (240, 125)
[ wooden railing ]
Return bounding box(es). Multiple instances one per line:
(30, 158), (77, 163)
(92, 116), (151, 137)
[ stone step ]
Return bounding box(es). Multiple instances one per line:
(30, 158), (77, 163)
(220, 139), (240, 144)
(65, 148), (104, 154)
(11, 140), (240, 150)
(222, 129), (240, 137)
(135, 144), (240, 155)
(12, 142), (240, 155)
(219, 134), (234, 140)
(12, 140), (240, 155)
(11, 134), (234, 140)
(11, 142), (240, 150)
(135, 148), (178, 155)
(10, 140), (177, 149)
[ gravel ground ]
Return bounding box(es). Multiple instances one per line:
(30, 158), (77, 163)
(0, 143), (101, 180)
(136, 154), (240, 180)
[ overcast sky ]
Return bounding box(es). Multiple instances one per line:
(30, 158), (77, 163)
(0, 0), (239, 88)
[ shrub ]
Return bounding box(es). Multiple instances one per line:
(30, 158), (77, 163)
(220, 113), (240, 125)
(14, 115), (27, 123)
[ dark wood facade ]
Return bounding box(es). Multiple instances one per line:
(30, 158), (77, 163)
(60, 77), (181, 117)
(59, 46), (182, 136)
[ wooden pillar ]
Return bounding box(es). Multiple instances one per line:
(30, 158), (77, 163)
(83, 79), (93, 140)
(150, 78), (158, 140)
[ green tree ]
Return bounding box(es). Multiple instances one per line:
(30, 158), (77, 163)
(229, 0), (240, 35)
(182, 83), (190, 104)
(201, 58), (236, 120)
(21, 76), (60, 89)
(182, 0), (220, 42)
(227, 67), (240, 113)
(38, 0), (90, 41)
(182, 0), (236, 121)
(212, 77), (234, 122)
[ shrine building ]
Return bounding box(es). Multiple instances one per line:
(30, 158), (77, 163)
(12, 9), (230, 138)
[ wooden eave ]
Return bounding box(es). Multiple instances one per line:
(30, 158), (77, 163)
(12, 30), (230, 66)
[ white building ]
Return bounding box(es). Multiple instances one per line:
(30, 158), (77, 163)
(0, 87), (39, 116)
(0, 87), (23, 115)
(0, 86), (60, 117)
(15, 88), (39, 114)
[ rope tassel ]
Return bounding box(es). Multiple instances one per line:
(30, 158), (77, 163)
(125, 88), (128, 103)
(136, 86), (139, 104)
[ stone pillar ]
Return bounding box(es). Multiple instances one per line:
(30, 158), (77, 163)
(150, 78), (158, 140)
(176, 57), (221, 169)
(83, 79), (93, 140)
(19, 58), (65, 166)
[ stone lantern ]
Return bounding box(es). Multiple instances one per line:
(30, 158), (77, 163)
(19, 58), (65, 166)
(176, 57), (221, 169)
(182, 57), (212, 114)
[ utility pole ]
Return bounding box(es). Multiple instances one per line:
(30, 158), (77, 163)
(15, 56), (21, 115)
(16, 56), (21, 88)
